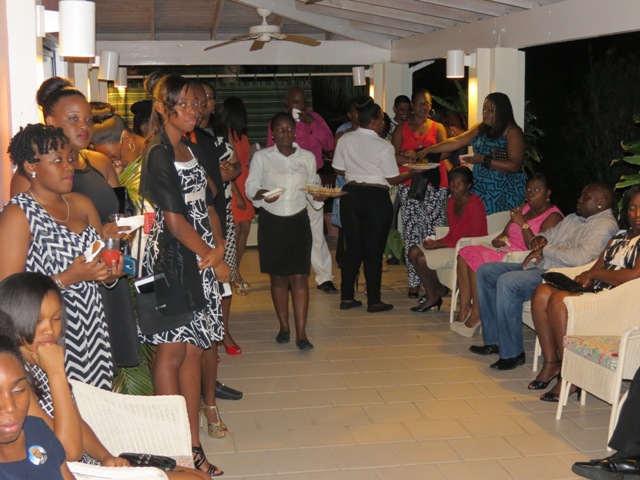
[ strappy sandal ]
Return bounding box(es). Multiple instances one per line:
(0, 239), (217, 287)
(200, 404), (229, 438)
(528, 360), (562, 390)
(192, 445), (223, 477)
(234, 280), (250, 296)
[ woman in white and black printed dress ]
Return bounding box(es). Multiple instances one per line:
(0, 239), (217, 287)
(139, 72), (229, 478)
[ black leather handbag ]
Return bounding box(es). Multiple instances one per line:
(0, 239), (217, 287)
(541, 272), (595, 293)
(118, 453), (177, 471)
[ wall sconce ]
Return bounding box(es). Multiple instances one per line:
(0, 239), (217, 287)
(115, 67), (128, 88)
(36, 0), (96, 58)
(446, 50), (476, 79)
(98, 51), (120, 81)
(352, 66), (371, 87)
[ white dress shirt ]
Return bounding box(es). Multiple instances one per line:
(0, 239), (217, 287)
(246, 143), (322, 216)
(332, 127), (399, 186)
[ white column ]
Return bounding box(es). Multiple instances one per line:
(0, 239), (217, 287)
(468, 47), (525, 128)
(371, 63), (411, 116)
(0, 0), (41, 202)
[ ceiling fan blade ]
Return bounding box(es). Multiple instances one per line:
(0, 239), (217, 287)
(204, 35), (254, 51)
(280, 34), (321, 47)
(250, 40), (266, 51)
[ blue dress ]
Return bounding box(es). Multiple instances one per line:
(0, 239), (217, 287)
(0, 416), (66, 480)
(470, 133), (526, 214)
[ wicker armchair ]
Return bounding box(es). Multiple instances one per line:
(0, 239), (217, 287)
(435, 209), (511, 324)
(67, 380), (193, 480)
(554, 277), (640, 447)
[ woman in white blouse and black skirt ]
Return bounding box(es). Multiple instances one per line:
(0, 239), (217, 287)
(333, 97), (417, 313)
(245, 112), (326, 350)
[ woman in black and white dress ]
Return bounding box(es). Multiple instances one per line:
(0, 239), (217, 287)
(139, 73), (229, 478)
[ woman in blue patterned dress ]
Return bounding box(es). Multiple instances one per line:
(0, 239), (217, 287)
(424, 92), (526, 214)
(139, 73), (228, 478)
(0, 124), (120, 391)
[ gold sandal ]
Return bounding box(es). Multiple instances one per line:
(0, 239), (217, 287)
(200, 404), (229, 438)
(234, 280), (249, 296)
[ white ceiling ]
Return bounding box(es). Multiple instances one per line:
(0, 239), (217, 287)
(83, 0), (640, 65)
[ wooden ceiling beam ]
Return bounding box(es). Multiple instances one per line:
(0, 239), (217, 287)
(415, 0), (520, 17)
(300, 3), (435, 33)
(150, 0), (156, 40)
(353, 0), (490, 23)
(210, 0), (226, 40)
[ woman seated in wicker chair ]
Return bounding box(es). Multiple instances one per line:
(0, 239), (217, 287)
(0, 271), (213, 479)
(529, 187), (640, 402)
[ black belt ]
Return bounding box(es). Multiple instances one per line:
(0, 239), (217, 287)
(346, 181), (389, 192)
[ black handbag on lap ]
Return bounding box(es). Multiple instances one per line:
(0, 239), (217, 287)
(118, 453), (176, 471)
(541, 272), (595, 293)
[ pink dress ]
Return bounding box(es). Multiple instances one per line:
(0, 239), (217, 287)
(458, 204), (563, 271)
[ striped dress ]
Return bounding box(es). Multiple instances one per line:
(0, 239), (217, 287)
(11, 194), (113, 390)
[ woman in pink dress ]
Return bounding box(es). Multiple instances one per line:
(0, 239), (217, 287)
(451, 173), (563, 337)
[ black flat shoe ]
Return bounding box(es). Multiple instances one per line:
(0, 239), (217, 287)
(296, 339), (314, 351)
(490, 352), (525, 370)
(469, 344), (499, 356)
(317, 281), (338, 293)
(410, 297), (442, 312)
(367, 302), (393, 313)
(215, 381), (243, 400)
(339, 300), (363, 310)
(572, 453), (640, 479)
(275, 331), (290, 344)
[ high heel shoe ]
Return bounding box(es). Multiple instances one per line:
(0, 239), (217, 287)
(192, 445), (223, 477)
(450, 320), (482, 338)
(540, 386), (581, 403)
(528, 360), (561, 390)
(224, 344), (242, 355)
(410, 297), (442, 312)
(199, 404), (228, 438)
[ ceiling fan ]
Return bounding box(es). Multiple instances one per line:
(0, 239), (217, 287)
(204, 8), (321, 52)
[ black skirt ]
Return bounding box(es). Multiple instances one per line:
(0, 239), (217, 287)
(258, 208), (312, 276)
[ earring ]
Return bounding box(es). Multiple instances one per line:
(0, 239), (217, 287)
(30, 172), (36, 179)
(598, 204), (602, 209)
(128, 140), (136, 153)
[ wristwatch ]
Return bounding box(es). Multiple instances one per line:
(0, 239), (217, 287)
(521, 223), (530, 230)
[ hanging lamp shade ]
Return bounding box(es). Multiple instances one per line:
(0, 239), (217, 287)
(58, 0), (96, 58)
(115, 67), (128, 88)
(98, 51), (120, 81)
(352, 66), (366, 86)
(446, 50), (465, 79)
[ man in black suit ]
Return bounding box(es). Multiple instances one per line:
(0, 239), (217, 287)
(573, 366), (640, 478)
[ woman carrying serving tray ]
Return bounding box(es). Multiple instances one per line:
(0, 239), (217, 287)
(333, 96), (418, 313)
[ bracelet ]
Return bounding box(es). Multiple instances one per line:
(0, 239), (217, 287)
(482, 155), (493, 169)
(53, 273), (67, 291)
(521, 223), (531, 230)
(101, 280), (118, 290)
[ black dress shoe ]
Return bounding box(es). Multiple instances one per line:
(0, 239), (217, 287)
(275, 331), (290, 344)
(215, 381), (243, 401)
(296, 339), (314, 351)
(386, 257), (399, 265)
(339, 300), (362, 310)
(367, 302), (393, 313)
(572, 453), (640, 479)
(317, 281), (338, 293)
(469, 344), (499, 356)
(490, 352), (525, 370)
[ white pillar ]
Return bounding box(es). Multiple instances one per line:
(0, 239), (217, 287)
(468, 47), (525, 128)
(0, 0), (41, 202)
(371, 63), (411, 116)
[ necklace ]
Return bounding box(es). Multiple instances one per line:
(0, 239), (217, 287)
(28, 189), (70, 223)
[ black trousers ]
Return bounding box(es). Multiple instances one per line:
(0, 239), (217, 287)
(609, 366), (640, 455)
(340, 183), (392, 305)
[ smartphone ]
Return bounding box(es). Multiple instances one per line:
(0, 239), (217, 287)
(123, 255), (137, 276)
(134, 274), (155, 294)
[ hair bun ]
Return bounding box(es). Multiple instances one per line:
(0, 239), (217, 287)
(36, 77), (74, 109)
(144, 72), (165, 96)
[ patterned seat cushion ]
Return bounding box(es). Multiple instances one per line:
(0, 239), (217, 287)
(563, 335), (620, 371)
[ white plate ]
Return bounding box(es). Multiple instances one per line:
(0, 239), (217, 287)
(84, 240), (105, 263)
(404, 163), (440, 171)
(263, 187), (285, 199)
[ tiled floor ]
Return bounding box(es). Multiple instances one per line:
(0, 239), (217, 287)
(206, 245), (613, 479)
